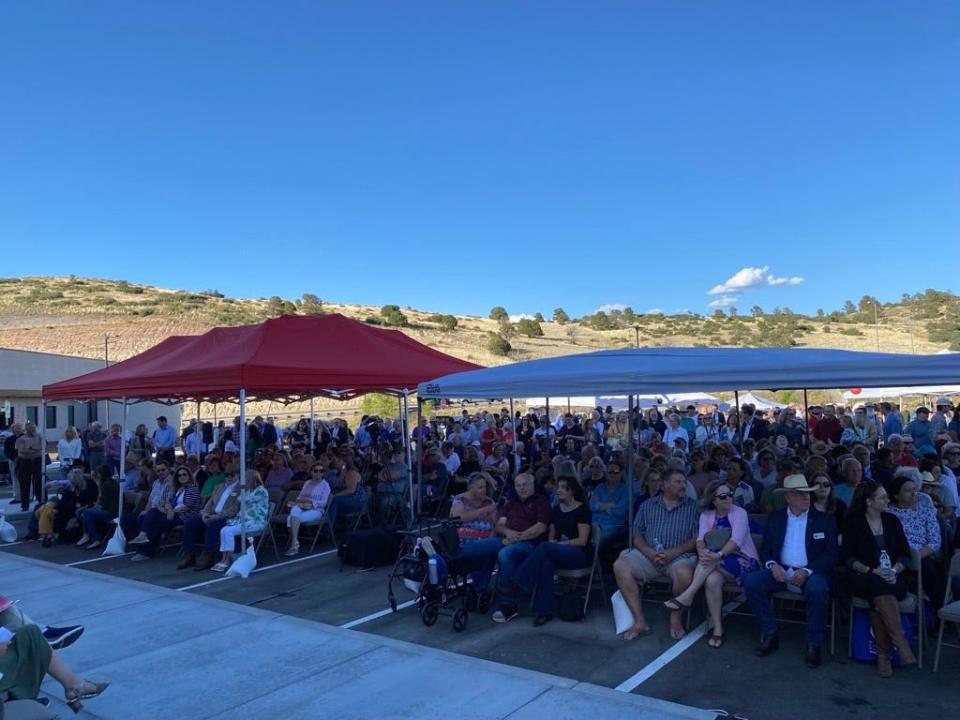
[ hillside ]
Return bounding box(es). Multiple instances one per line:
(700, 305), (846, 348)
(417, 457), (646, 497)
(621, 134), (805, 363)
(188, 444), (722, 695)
(0, 277), (955, 370)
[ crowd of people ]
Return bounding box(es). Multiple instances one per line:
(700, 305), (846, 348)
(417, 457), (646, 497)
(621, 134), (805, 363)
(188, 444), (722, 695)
(1, 397), (959, 685)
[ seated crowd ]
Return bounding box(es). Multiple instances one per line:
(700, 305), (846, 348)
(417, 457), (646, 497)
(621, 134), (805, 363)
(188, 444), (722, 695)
(3, 400), (959, 677)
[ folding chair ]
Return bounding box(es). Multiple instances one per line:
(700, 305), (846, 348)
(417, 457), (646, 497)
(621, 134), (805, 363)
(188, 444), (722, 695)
(338, 492), (374, 535)
(266, 490), (301, 560)
(848, 547), (924, 667)
(556, 524), (607, 616)
(933, 552), (960, 672)
(250, 502), (277, 560)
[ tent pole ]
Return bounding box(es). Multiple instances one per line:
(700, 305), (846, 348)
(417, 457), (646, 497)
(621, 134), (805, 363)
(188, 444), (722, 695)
(567, 397), (571, 414)
(403, 390), (413, 526)
(213, 403), (218, 450)
(309, 397), (315, 454)
(545, 397), (551, 450)
(734, 390), (744, 456)
(626, 394), (635, 547)
(509, 397), (515, 454)
(415, 397), (423, 519)
(196, 400), (202, 458)
(119, 398), (127, 520)
(803, 389), (810, 448)
(239, 389), (247, 551)
(40, 400), (47, 503)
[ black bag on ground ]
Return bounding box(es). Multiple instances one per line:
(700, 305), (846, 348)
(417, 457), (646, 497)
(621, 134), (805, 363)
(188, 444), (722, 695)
(557, 590), (585, 622)
(339, 526), (400, 569)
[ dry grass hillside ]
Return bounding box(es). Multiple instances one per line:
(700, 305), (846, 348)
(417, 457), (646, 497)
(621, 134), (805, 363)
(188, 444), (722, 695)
(0, 276), (956, 417)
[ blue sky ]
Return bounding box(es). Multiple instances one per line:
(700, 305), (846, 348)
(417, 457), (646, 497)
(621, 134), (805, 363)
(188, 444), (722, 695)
(2, 2), (958, 319)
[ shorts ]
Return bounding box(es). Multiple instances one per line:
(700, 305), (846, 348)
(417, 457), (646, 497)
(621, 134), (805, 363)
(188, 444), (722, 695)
(618, 548), (696, 583)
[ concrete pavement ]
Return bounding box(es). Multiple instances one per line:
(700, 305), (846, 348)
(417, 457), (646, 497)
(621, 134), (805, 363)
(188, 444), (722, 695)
(3, 552), (714, 720)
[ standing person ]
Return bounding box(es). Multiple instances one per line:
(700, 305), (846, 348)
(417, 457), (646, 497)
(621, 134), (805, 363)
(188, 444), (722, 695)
(84, 422), (106, 471)
(4, 422), (22, 507)
(152, 416), (177, 468)
(15, 422), (43, 512)
(56, 426), (82, 478)
(744, 474), (838, 669)
(881, 402), (903, 442)
(103, 424), (123, 476)
(126, 423), (154, 464)
(905, 407), (936, 456)
(813, 405), (842, 445)
(842, 481), (917, 676)
(930, 399), (952, 438)
(613, 469), (698, 641)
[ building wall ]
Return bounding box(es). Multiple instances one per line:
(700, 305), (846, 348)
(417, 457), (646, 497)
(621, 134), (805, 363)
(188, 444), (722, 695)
(1, 396), (181, 443)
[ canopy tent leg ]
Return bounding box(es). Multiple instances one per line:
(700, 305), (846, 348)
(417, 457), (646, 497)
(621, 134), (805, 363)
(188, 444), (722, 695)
(40, 401), (47, 503)
(735, 390), (744, 456)
(567, 397), (571, 414)
(626, 394), (635, 546)
(803, 389), (810, 448)
(213, 403), (218, 450)
(239, 389), (248, 552)
(309, 397), (315, 454)
(509, 397), (515, 458)
(403, 390), (414, 526)
(119, 398), (128, 520)
(415, 397), (423, 519)
(545, 398), (551, 449)
(196, 400), (202, 458)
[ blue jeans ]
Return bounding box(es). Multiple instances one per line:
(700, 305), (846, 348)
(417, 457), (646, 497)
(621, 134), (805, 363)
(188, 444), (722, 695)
(495, 541), (537, 606)
(138, 508), (182, 557)
(182, 515), (227, 554)
(511, 542), (589, 616)
(328, 495), (364, 529)
(455, 538), (502, 593)
(81, 507), (115, 542)
(744, 568), (830, 648)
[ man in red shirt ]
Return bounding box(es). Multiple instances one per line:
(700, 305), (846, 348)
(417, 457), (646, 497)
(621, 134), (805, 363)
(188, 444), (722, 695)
(456, 472), (551, 622)
(888, 434), (919, 468)
(813, 405), (842, 444)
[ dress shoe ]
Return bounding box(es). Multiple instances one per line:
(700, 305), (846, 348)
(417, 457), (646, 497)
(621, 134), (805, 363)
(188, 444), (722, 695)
(754, 634), (780, 657)
(176, 552), (196, 570)
(805, 645), (821, 669)
(533, 615), (553, 627)
(194, 553), (217, 571)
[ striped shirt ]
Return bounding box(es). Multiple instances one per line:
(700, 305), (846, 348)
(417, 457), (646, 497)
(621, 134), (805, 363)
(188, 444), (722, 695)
(632, 495), (699, 551)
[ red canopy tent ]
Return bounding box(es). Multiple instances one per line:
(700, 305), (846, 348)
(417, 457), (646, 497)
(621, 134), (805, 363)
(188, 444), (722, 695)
(43, 313), (481, 403)
(41, 315), (481, 547)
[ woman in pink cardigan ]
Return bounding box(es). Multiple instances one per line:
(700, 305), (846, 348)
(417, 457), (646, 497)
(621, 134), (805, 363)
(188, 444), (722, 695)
(664, 479), (760, 648)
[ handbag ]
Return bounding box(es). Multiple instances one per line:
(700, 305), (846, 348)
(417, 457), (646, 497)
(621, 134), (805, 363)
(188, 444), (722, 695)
(611, 590), (634, 635)
(851, 607), (914, 666)
(703, 527), (732, 552)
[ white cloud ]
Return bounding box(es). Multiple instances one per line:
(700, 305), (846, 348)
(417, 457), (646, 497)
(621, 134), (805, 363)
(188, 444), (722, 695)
(707, 266), (804, 295)
(509, 313), (535, 322)
(595, 303), (627, 314)
(642, 308), (664, 315)
(708, 295), (738, 308)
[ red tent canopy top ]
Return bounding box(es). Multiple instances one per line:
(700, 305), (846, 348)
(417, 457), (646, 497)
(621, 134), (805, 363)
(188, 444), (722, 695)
(42, 314), (482, 403)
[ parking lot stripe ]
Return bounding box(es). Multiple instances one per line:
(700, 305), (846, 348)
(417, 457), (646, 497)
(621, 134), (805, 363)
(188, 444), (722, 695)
(340, 598), (418, 629)
(67, 552), (135, 566)
(614, 599), (741, 693)
(176, 548), (339, 592)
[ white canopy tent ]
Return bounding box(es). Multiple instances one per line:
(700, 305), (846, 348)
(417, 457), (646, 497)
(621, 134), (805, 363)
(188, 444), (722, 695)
(735, 392), (782, 411)
(420, 348), (960, 400)
(523, 392), (724, 413)
(843, 385), (960, 401)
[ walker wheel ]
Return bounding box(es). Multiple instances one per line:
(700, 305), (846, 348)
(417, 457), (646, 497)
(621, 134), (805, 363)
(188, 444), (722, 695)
(452, 607), (468, 632)
(422, 601), (439, 626)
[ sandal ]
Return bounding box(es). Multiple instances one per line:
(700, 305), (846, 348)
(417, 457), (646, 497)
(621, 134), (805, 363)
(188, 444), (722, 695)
(663, 597), (691, 612)
(86, 540), (103, 550)
(211, 562), (228, 572)
(65, 681), (109, 714)
(622, 626), (653, 641)
(284, 545), (300, 557)
(707, 633), (725, 649)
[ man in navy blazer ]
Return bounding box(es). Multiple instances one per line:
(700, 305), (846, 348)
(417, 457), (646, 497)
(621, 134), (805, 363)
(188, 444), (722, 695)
(744, 474), (838, 668)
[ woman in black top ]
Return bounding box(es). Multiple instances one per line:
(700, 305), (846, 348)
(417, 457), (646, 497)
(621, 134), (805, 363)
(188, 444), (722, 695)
(841, 481), (917, 675)
(504, 476), (592, 626)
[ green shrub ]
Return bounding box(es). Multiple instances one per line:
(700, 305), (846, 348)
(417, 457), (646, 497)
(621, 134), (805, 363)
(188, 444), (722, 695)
(516, 318), (544, 338)
(488, 332), (512, 356)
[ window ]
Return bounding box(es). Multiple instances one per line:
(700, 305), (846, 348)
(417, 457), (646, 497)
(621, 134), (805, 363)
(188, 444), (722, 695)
(26, 406), (38, 425)
(67, 405), (76, 428)
(45, 405), (57, 430)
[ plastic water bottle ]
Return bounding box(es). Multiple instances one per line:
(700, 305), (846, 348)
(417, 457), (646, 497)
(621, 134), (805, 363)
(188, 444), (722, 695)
(428, 556), (439, 584)
(879, 550), (891, 570)
(654, 538), (664, 554)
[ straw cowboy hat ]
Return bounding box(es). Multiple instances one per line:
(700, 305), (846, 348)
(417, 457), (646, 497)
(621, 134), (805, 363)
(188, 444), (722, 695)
(774, 474), (815, 494)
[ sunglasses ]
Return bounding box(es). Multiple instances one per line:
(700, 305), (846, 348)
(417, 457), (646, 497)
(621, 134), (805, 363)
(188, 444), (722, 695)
(815, 480), (832, 488)
(608, 470), (621, 475)
(714, 492), (734, 500)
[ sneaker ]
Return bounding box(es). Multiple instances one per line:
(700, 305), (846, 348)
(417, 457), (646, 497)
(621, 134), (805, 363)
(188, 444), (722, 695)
(128, 534), (149, 545)
(131, 553), (150, 562)
(492, 606), (518, 623)
(43, 625), (84, 650)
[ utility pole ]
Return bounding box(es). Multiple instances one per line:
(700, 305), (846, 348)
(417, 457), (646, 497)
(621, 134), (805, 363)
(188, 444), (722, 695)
(633, 325), (640, 348)
(873, 299), (880, 352)
(103, 334), (118, 426)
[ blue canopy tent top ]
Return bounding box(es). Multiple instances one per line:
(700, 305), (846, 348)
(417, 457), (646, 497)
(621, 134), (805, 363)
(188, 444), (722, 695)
(417, 347), (960, 399)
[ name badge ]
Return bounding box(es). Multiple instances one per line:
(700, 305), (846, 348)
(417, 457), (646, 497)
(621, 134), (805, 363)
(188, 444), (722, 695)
(813, 532), (825, 540)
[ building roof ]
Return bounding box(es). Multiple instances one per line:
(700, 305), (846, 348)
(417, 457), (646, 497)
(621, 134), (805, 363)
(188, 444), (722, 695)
(0, 347), (105, 395)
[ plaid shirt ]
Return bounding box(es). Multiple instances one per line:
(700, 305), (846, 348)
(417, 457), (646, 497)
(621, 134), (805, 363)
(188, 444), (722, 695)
(632, 494), (698, 552)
